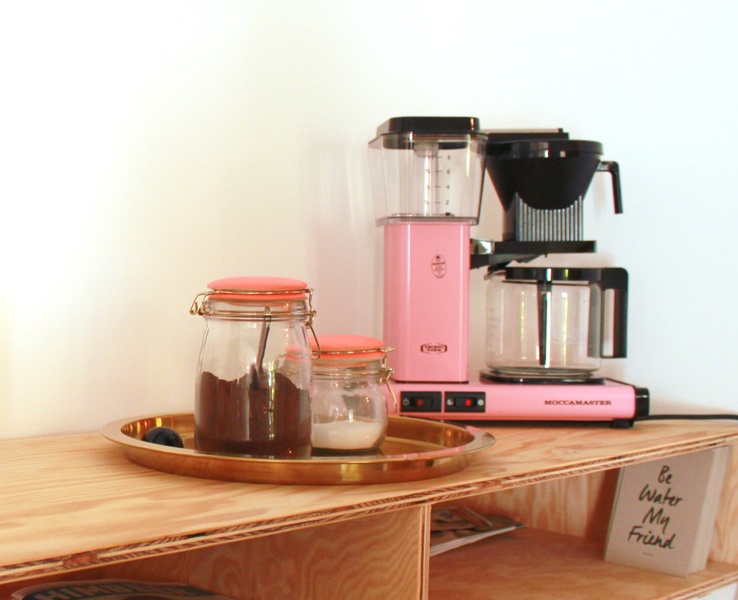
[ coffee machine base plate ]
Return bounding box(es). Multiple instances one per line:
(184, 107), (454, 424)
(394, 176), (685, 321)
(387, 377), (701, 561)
(393, 378), (649, 427)
(480, 370), (606, 385)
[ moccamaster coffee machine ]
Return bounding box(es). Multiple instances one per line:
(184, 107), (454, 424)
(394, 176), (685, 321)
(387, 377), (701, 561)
(368, 116), (649, 427)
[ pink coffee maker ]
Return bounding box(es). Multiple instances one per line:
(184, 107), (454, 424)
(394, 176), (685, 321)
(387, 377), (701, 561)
(368, 117), (486, 384)
(368, 116), (649, 427)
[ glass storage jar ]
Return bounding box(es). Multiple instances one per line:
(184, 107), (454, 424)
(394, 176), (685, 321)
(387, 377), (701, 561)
(309, 335), (393, 453)
(190, 276), (316, 458)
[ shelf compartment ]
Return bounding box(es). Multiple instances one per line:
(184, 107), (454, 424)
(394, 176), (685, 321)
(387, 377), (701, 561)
(1, 507), (426, 600)
(429, 527), (738, 600)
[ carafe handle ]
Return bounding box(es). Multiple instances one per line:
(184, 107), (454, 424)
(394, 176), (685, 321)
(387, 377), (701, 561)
(599, 267), (628, 358)
(597, 161), (623, 214)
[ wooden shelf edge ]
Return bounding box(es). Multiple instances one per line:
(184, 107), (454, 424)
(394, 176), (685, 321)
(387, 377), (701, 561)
(663, 571), (738, 600)
(0, 485), (479, 585)
(465, 433), (738, 496)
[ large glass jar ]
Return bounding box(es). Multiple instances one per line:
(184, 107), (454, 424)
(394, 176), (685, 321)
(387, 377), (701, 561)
(309, 335), (393, 453)
(190, 276), (316, 458)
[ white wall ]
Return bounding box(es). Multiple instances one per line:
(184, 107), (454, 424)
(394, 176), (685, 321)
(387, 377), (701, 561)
(2, 0), (737, 596)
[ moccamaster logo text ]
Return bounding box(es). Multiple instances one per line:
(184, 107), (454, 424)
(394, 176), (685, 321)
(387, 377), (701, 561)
(544, 400), (613, 406)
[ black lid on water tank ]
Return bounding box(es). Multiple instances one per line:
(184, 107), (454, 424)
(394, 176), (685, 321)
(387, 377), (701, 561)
(375, 116), (480, 136)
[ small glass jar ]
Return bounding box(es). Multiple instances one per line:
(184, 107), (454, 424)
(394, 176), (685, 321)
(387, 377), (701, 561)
(190, 276), (316, 458)
(309, 335), (393, 453)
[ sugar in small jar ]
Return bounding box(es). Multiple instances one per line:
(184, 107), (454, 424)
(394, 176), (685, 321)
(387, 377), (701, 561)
(310, 335), (394, 453)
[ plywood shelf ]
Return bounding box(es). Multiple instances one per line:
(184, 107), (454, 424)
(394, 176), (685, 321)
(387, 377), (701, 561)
(430, 528), (738, 600)
(1, 420), (737, 598)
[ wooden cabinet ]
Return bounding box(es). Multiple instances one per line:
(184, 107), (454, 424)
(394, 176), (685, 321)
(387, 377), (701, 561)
(2, 420), (738, 599)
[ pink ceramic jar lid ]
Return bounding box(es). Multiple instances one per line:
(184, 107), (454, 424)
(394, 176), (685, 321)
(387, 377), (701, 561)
(207, 276), (309, 302)
(310, 335), (387, 361)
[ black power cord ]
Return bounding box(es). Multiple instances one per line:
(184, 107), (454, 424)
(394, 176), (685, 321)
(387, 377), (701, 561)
(635, 414), (738, 422)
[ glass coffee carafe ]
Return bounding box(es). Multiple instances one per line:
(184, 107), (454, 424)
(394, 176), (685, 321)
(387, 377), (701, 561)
(484, 267), (628, 382)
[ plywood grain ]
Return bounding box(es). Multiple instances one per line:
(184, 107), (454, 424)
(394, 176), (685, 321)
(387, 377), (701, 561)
(709, 444), (738, 564)
(2, 420), (738, 598)
(445, 468), (619, 541)
(1, 509), (425, 600)
(102, 507), (425, 600)
(0, 434), (460, 583)
(429, 528), (738, 600)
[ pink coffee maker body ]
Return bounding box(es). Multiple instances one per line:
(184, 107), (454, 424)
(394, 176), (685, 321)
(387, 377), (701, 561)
(368, 117), (486, 383)
(383, 221), (470, 382)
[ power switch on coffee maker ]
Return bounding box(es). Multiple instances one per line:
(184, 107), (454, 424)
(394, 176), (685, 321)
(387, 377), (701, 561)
(400, 392), (443, 412)
(445, 392), (486, 413)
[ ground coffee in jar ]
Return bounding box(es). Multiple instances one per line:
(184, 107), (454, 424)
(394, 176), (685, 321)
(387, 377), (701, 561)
(190, 277), (316, 458)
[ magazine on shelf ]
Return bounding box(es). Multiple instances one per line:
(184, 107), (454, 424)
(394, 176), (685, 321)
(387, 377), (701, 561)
(12, 579), (236, 600)
(430, 505), (523, 557)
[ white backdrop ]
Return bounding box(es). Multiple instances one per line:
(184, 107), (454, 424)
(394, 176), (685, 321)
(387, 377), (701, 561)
(2, 1), (737, 596)
(3, 0), (738, 433)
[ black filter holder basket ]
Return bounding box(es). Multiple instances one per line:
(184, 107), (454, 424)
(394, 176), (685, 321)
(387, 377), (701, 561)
(486, 139), (622, 242)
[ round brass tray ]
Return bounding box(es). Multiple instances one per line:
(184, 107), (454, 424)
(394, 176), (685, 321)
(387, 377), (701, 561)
(102, 413), (495, 485)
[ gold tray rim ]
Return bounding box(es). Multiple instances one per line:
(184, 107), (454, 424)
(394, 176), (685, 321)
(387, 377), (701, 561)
(102, 413), (495, 485)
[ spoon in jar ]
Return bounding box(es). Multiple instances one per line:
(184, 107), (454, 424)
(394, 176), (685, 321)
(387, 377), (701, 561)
(250, 311), (271, 390)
